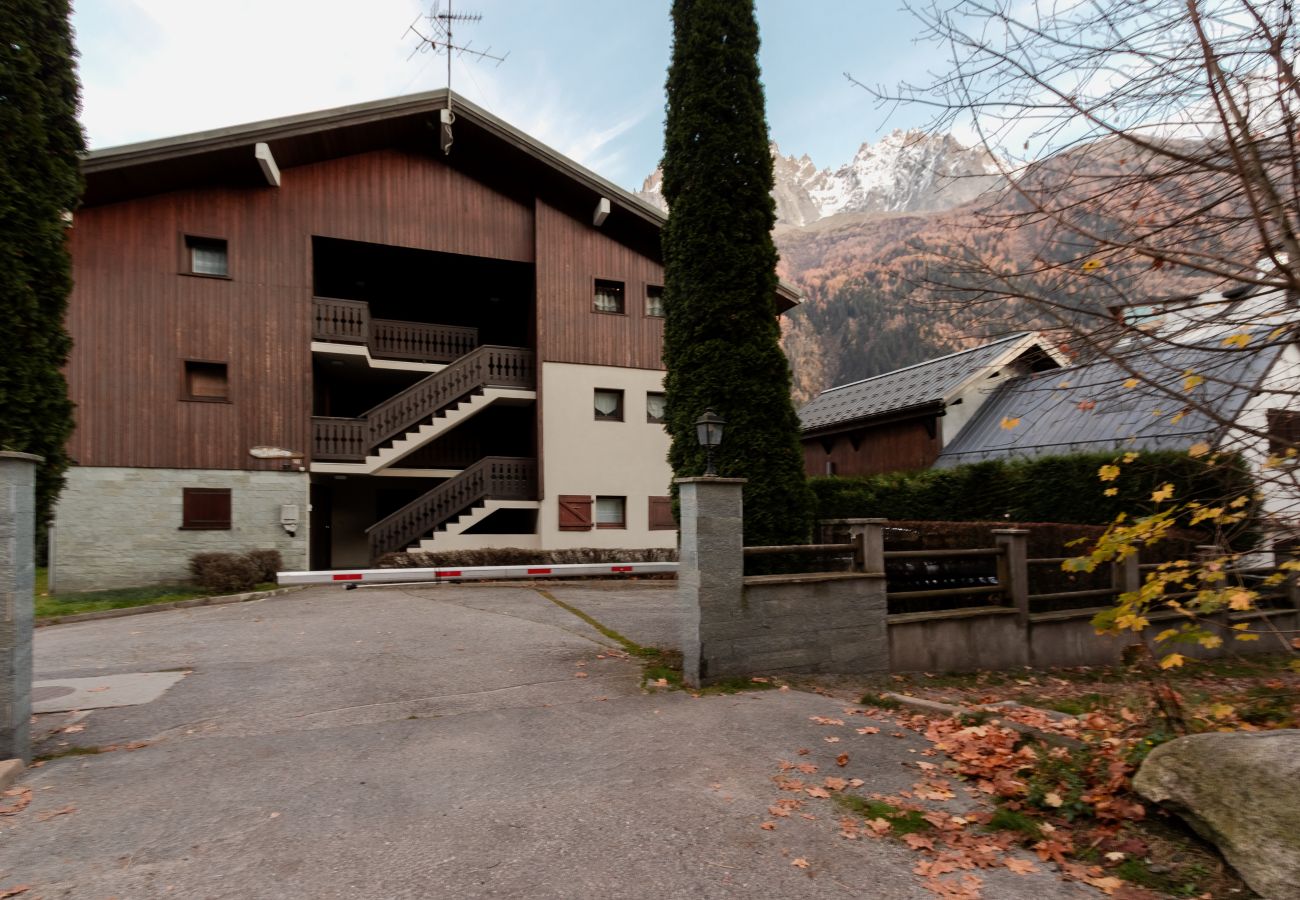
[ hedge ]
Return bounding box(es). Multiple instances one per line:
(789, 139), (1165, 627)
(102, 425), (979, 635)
(811, 450), (1257, 546)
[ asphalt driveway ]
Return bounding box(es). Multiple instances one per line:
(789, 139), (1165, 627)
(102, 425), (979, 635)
(3, 583), (1098, 899)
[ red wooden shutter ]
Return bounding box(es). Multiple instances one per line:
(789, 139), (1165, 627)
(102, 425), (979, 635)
(648, 496), (675, 530)
(558, 495), (593, 531)
(183, 488), (232, 529)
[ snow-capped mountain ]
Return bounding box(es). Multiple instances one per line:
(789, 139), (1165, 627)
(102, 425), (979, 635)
(637, 131), (1004, 227)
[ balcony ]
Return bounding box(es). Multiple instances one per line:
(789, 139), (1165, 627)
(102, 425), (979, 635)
(312, 296), (478, 364)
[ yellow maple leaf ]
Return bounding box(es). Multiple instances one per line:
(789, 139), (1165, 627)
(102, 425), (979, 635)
(1222, 333), (1252, 348)
(1104, 488), (1118, 496)
(1228, 590), (1254, 610)
(1001, 416), (1021, 430)
(1098, 464), (1121, 482)
(1151, 483), (1175, 502)
(1170, 410), (1185, 424)
(1182, 371), (1204, 391)
(1123, 378), (1139, 388)
(1122, 452), (1139, 463)
(1082, 258), (1103, 272)
(1188, 442), (1211, 458)
(1208, 702), (1234, 719)
(1159, 653), (1186, 670)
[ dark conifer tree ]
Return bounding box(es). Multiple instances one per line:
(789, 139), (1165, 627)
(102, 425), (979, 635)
(0, 0), (84, 527)
(660, 0), (812, 545)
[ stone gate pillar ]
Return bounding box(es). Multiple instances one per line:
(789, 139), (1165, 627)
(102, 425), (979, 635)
(676, 476), (746, 688)
(0, 452), (40, 764)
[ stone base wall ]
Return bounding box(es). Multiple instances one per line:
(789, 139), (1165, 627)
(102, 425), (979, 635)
(692, 573), (889, 680)
(50, 467), (309, 592)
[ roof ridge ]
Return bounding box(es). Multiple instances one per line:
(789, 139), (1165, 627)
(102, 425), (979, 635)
(813, 332), (1033, 398)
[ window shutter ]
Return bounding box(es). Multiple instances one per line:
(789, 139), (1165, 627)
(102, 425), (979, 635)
(558, 495), (593, 531)
(183, 488), (232, 529)
(648, 496), (675, 530)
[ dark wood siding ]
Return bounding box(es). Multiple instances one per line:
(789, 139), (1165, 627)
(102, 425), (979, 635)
(66, 148), (534, 470)
(534, 199), (664, 369)
(802, 418), (941, 478)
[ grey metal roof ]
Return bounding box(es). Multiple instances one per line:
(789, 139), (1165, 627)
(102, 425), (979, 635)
(799, 333), (1040, 432)
(934, 337), (1286, 467)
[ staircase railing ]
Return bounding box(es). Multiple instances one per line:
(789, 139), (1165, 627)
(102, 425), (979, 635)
(367, 457), (538, 559)
(312, 297), (479, 364)
(310, 345), (535, 461)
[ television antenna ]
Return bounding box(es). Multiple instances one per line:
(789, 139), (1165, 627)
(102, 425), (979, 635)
(406, 0), (508, 154)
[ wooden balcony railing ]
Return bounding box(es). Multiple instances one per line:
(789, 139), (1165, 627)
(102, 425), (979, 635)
(310, 345), (536, 462)
(312, 297), (479, 364)
(367, 457), (537, 559)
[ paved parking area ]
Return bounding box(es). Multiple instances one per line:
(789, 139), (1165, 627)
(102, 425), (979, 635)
(2, 583), (1097, 898)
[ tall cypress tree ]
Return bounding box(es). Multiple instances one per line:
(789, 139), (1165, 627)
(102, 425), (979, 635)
(661, 0), (812, 545)
(0, 0), (83, 528)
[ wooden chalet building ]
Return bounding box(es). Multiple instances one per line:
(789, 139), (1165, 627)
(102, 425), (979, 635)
(797, 334), (1063, 477)
(51, 90), (797, 590)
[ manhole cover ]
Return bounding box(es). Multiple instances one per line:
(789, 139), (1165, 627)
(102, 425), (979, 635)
(32, 685), (76, 702)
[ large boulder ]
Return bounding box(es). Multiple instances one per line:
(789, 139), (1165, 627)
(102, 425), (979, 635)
(1134, 730), (1300, 900)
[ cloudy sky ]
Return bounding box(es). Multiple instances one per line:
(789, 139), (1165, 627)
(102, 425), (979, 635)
(72, 1), (945, 191)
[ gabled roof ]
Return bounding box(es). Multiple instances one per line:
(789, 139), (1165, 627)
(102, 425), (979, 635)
(934, 336), (1287, 467)
(79, 89), (800, 310)
(799, 333), (1060, 434)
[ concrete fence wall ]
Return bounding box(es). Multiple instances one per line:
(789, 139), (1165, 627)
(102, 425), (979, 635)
(676, 477), (888, 687)
(675, 493), (1298, 680)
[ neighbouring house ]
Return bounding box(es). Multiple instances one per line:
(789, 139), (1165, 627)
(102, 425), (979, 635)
(934, 286), (1300, 550)
(797, 332), (1065, 477)
(49, 89), (798, 591)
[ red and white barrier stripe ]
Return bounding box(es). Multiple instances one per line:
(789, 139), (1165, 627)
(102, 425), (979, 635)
(276, 560), (678, 586)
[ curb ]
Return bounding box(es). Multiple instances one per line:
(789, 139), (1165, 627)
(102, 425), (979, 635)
(0, 758), (23, 791)
(35, 586), (306, 627)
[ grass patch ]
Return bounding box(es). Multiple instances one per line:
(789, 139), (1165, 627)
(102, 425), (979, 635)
(697, 676), (778, 695)
(859, 691), (903, 709)
(35, 569), (277, 620)
(834, 794), (933, 836)
(33, 745), (103, 762)
(985, 806), (1043, 840)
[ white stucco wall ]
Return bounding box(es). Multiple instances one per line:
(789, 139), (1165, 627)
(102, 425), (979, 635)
(538, 362), (676, 549)
(1224, 343), (1300, 550)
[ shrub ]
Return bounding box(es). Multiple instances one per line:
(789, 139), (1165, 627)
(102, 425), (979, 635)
(244, 549), (283, 583)
(810, 449), (1258, 548)
(376, 546), (678, 570)
(189, 552), (262, 594)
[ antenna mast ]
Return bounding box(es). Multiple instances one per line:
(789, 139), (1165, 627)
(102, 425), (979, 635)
(406, 0), (508, 155)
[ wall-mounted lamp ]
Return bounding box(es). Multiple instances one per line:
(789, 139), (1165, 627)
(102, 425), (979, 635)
(694, 408), (726, 477)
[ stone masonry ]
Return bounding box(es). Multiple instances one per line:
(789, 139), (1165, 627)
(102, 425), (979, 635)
(677, 477), (889, 687)
(1, 452), (39, 763)
(50, 467), (309, 592)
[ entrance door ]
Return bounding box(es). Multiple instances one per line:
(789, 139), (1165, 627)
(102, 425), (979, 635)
(309, 482), (332, 569)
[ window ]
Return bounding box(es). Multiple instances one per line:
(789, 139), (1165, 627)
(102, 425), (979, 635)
(594, 279), (625, 314)
(646, 284), (664, 317)
(646, 392), (666, 424)
(648, 496), (675, 530)
(185, 236), (229, 277)
(595, 496), (626, 529)
(558, 495), (593, 531)
(1267, 408), (1300, 458)
(594, 388), (624, 421)
(183, 360), (229, 401)
(182, 488), (231, 530)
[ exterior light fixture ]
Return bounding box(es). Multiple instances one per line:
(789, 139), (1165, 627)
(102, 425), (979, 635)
(694, 408), (726, 476)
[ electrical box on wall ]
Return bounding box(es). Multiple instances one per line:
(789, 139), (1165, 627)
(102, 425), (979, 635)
(280, 504), (300, 535)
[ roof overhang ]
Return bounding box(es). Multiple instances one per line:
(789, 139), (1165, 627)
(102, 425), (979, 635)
(80, 89), (800, 313)
(801, 399), (947, 440)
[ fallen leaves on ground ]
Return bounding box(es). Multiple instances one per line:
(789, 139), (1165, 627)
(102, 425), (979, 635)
(790, 858), (810, 869)
(835, 752), (849, 766)
(809, 716), (843, 726)
(0, 886), (30, 898)
(34, 805), (76, 822)
(0, 788), (32, 816)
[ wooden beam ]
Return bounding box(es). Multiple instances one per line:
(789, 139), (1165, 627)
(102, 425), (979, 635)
(254, 142), (280, 187)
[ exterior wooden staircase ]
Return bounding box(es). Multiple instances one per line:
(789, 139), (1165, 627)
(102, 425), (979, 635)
(312, 345), (535, 472)
(367, 457), (538, 559)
